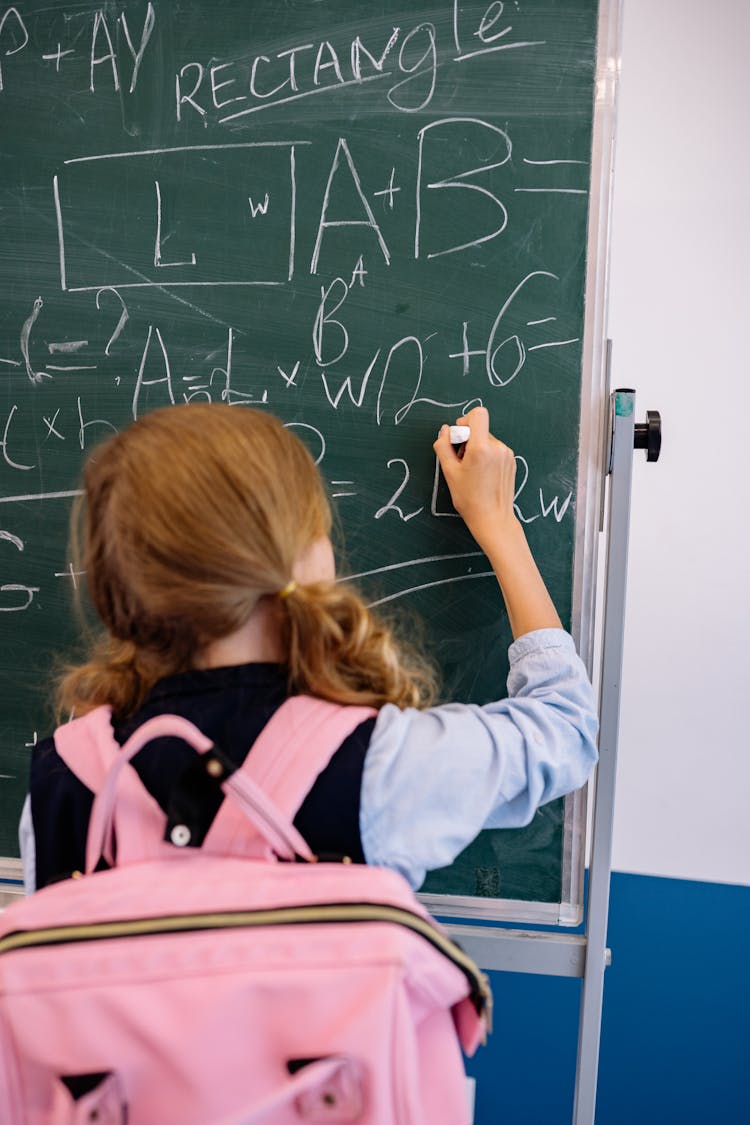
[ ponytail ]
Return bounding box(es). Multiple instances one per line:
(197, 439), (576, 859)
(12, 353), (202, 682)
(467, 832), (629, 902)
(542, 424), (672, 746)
(282, 582), (437, 710)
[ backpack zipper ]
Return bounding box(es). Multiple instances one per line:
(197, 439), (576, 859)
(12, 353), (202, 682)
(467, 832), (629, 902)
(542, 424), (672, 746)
(0, 902), (491, 1027)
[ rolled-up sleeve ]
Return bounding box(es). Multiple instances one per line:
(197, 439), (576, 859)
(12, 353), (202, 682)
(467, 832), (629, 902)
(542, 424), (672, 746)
(359, 629), (598, 889)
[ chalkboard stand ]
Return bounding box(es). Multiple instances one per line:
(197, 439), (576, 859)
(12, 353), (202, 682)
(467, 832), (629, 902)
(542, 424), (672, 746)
(573, 386), (662, 1124)
(446, 386), (662, 1125)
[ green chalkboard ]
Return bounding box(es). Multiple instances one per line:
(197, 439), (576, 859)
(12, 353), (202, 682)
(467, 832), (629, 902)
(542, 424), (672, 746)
(0, 0), (606, 920)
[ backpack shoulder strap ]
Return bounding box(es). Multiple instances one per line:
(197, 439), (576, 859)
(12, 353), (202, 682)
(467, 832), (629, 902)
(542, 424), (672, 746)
(53, 706), (119, 794)
(203, 696), (377, 855)
(55, 706), (173, 867)
(242, 696), (377, 815)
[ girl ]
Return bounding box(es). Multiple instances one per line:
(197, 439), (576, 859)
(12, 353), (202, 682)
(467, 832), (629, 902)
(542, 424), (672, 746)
(21, 403), (598, 893)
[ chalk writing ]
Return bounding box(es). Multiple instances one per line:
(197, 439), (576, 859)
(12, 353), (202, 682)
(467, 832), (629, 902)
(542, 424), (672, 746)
(0, 4), (156, 93)
(0, 7), (28, 92)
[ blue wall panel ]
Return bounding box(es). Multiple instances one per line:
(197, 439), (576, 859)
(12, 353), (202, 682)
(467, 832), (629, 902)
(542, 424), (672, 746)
(467, 872), (750, 1124)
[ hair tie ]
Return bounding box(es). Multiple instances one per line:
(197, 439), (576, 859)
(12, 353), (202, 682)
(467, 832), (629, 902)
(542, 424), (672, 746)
(278, 579), (297, 600)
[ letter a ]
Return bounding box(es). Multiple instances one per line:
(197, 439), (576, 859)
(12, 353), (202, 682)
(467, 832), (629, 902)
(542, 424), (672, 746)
(349, 255), (367, 288)
(90, 10), (120, 92)
(310, 139), (390, 275)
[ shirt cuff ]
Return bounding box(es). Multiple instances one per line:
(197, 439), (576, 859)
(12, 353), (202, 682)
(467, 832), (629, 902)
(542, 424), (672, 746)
(18, 794), (36, 895)
(508, 627), (576, 665)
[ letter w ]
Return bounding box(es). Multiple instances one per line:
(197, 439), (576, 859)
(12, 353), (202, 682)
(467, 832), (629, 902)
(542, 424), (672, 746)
(248, 193), (270, 217)
(320, 351), (380, 410)
(539, 488), (573, 522)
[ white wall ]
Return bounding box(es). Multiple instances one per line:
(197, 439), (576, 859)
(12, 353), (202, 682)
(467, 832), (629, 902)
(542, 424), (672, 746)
(607, 0), (750, 885)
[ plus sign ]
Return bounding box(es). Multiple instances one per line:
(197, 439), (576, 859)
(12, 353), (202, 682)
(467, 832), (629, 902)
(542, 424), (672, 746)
(448, 321), (486, 377)
(54, 562), (85, 590)
(373, 167), (401, 211)
(42, 44), (75, 72)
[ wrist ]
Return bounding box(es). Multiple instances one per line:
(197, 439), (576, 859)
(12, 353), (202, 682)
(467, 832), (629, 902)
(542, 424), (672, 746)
(470, 514), (527, 560)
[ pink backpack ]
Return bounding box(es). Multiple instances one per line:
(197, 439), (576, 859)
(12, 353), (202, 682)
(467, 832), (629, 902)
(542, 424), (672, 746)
(0, 697), (490, 1124)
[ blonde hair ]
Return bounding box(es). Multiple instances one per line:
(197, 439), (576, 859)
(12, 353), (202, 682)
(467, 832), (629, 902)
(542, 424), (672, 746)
(57, 404), (436, 718)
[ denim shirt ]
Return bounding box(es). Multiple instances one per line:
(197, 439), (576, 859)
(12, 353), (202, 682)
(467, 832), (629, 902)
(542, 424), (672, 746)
(21, 629), (598, 893)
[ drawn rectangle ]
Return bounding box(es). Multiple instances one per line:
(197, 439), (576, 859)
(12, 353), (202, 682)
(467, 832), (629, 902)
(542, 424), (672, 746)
(55, 145), (298, 291)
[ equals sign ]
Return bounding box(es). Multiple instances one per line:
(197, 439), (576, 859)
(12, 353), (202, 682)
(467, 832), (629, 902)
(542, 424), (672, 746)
(331, 480), (356, 498)
(47, 340), (96, 372)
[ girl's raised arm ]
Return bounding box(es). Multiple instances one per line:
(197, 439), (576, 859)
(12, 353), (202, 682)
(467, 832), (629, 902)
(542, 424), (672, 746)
(433, 406), (562, 640)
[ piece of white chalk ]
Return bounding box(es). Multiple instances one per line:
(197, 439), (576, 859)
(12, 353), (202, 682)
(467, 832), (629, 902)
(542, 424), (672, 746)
(449, 425), (471, 444)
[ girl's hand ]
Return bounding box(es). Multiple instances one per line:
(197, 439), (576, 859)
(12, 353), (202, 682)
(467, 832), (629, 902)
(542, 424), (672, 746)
(433, 406), (518, 552)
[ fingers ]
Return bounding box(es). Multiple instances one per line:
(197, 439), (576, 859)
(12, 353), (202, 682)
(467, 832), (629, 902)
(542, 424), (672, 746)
(433, 406), (491, 455)
(455, 405), (490, 439)
(434, 406), (515, 467)
(458, 407), (515, 464)
(434, 408), (516, 502)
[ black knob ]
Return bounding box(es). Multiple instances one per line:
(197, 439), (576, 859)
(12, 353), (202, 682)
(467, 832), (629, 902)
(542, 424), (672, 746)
(633, 410), (661, 462)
